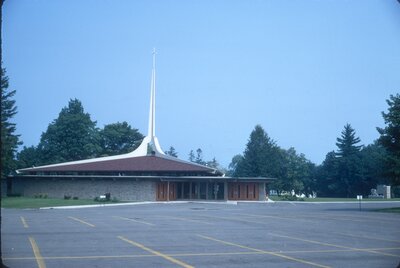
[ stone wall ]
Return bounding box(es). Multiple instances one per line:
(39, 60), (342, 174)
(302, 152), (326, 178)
(11, 177), (156, 201)
(258, 182), (266, 201)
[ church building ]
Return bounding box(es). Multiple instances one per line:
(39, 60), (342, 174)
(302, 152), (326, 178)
(10, 52), (273, 202)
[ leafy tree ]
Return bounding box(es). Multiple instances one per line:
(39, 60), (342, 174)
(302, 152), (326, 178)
(359, 142), (388, 192)
(99, 121), (143, 156)
(228, 154), (243, 176)
(16, 146), (41, 169)
(1, 68), (21, 177)
(37, 99), (101, 164)
(275, 148), (316, 195)
(165, 146), (178, 157)
(234, 125), (283, 178)
(377, 94), (400, 185)
(315, 151), (337, 197)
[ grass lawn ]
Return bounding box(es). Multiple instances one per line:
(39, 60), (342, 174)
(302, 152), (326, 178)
(269, 196), (400, 202)
(1, 197), (123, 209)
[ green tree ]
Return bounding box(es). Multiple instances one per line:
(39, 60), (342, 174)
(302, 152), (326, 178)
(195, 148), (206, 165)
(206, 157), (219, 169)
(99, 121), (143, 156)
(16, 146), (41, 169)
(1, 68), (21, 177)
(336, 124), (362, 157)
(377, 94), (400, 185)
(234, 125), (283, 178)
(228, 154), (243, 176)
(359, 142), (388, 192)
(334, 124), (364, 197)
(315, 151), (337, 197)
(37, 99), (101, 164)
(165, 146), (178, 157)
(275, 148), (315, 195)
(188, 150), (195, 162)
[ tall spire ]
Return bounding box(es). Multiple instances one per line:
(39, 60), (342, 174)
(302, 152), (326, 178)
(148, 48), (156, 138)
(127, 49), (165, 157)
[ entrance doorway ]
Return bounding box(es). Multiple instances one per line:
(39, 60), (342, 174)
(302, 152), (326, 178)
(228, 183), (259, 200)
(176, 182), (224, 200)
(156, 182), (177, 201)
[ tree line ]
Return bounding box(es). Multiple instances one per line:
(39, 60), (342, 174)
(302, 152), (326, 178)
(228, 94), (400, 197)
(1, 68), (399, 197)
(16, 98), (144, 168)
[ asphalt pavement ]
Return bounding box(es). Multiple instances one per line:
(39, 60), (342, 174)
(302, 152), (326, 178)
(2, 201), (400, 268)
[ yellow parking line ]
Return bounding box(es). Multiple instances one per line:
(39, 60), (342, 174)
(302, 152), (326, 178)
(20, 216), (29, 228)
(29, 237), (46, 268)
(270, 233), (400, 258)
(68, 216), (95, 227)
(113, 216), (155, 226)
(118, 236), (194, 268)
(197, 234), (330, 268)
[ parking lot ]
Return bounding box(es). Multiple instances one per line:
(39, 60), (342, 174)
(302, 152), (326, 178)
(2, 201), (400, 267)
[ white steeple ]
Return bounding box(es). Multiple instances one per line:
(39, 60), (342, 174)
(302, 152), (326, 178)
(148, 48), (156, 138)
(127, 48), (165, 156)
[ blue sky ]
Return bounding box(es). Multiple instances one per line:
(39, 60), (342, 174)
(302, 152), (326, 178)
(3, 0), (400, 168)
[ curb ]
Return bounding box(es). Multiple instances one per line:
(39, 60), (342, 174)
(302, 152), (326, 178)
(39, 200), (240, 209)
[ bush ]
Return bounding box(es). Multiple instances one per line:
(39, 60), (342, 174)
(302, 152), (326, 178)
(64, 195), (71, 200)
(73, 196), (79, 200)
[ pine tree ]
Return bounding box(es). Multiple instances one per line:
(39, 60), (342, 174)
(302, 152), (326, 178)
(234, 125), (283, 177)
(336, 124), (362, 157)
(165, 146), (178, 157)
(1, 68), (21, 177)
(188, 150), (195, 162)
(334, 124), (363, 197)
(195, 148), (205, 165)
(206, 157), (219, 169)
